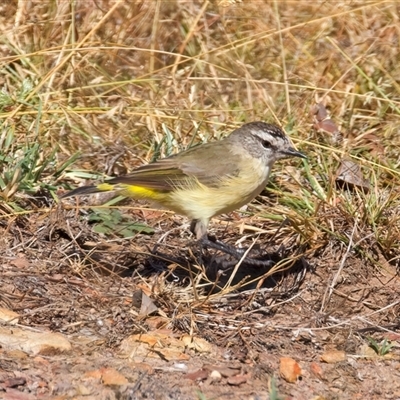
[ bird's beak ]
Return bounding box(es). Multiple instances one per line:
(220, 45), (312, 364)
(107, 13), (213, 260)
(283, 147), (307, 159)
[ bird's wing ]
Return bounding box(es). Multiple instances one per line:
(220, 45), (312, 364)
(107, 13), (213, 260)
(107, 141), (240, 191)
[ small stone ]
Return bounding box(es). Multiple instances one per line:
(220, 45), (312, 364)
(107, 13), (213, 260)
(210, 370), (222, 381)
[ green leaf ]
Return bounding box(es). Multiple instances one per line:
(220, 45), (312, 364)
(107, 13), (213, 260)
(88, 208), (153, 237)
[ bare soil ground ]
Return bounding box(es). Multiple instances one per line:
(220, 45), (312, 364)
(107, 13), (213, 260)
(1, 201), (399, 399)
(1, 1), (400, 399)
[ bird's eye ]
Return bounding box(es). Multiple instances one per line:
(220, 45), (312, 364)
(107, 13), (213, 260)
(262, 140), (271, 148)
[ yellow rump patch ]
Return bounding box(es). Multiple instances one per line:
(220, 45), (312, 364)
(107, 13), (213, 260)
(97, 182), (162, 200)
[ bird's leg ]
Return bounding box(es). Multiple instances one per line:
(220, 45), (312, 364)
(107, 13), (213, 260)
(191, 219), (244, 255)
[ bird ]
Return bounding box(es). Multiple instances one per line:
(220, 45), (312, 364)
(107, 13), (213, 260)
(62, 121), (306, 242)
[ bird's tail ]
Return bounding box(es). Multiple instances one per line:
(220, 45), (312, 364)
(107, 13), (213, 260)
(61, 183), (113, 198)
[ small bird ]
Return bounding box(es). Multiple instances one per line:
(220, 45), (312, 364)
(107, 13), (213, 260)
(62, 121), (306, 240)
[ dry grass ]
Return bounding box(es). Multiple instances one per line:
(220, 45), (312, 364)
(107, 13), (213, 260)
(1, 1), (400, 397)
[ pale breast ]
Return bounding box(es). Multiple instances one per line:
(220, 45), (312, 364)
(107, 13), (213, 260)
(165, 158), (271, 220)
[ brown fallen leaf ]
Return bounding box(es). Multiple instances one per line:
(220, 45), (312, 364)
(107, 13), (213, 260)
(131, 289), (142, 309)
(203, 364), (241, 378)
(145, 316), (168, 330)
(386, 333), (400, 341)
(320, 350), (346, 363)
(132, 289), (158, 317)
(10, 257), (30, 269)
(279, 357), (302, 383)
(311, 103), (328, 122)
(84, 369), (103, 380)
(319, 118), (339, 134)
(84, 367), (128, 386)
(310, 362), (324, 379)
(185, 368), (209, 381)
(359, 344), (378, 358)
(134, 362), (154, 374)
(335, 159), (370, 192)
(311, 103), (343, 144)
(120, 331), (190, 362)
(182, 335), (212, 353)
(227, 374), (248, 386)
(101, 367), (128, 386)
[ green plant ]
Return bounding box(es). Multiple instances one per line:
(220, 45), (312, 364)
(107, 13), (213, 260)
(0, 125), (79, 202)
(88, 206), (154, 238)
(196, 391), (209, 400)
(367, 337), (394, 356)
(269, 376), (283, 400)
(0, 79), (79, 202)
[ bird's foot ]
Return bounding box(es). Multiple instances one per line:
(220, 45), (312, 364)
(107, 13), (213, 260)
(200, 236), (275, 268)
